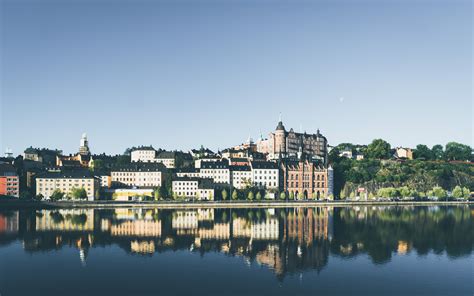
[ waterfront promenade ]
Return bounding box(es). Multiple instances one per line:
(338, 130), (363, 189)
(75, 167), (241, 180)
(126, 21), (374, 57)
(0, 199), (471, 209)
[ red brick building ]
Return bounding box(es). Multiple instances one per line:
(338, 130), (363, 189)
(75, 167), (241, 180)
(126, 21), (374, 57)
(280, 158), (329, 200)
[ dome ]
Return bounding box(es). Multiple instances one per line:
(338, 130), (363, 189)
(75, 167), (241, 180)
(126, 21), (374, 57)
(276, 121), (285, 131)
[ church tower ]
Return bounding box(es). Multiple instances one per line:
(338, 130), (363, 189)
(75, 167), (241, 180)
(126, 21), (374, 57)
(79, 133), (90, 156)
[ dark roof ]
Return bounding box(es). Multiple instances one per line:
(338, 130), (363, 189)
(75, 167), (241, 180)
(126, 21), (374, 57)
(60, 160), (82, 167)
(230, 165), (251, 171)
(250, 161), (278, 170)
(36, 170), (96, 179)
(0, 163), (16, 176)
(24, 147), (39, 154)
(131, 146), (155, 151)
(156, 151), (176, 159)
(111, 163), (166, 172)
(229, 158), (249, 162)
(175, 167), (199, 173)
(276, 121), (286, 131)
(173, 176), (201, 182)
(201, 159), (229, 169)
(198, 178), (216, 189)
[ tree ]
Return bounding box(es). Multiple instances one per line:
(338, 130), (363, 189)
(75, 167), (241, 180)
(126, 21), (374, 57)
(432, 186), (447, 199)
(365, 139), (391, 159)
(71, 187), (88, 200)
(445, 142), (472, 161)
(432, 144), (444, 160)
(221, 189), (228, 201)
(452, 186), (463, 198)
(462, 187), (470, 199)
(35, 194), (44, 201)
(247, 191), (254, 201)
(297, 192), (304, 200)
(328, 194), (334, 201)
(232, 190), (238, 200)
(153, 187), (161, 200)
(289, 191), (295, 200)
(256, 191), (262, 200)
(50, 189), (64, 201)
(279, 192), (286, 200)
(413, 144), (433, 160)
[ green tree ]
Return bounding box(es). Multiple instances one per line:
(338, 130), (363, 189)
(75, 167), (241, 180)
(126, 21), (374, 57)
(445, 142), (472, 161)
(221, 189), (228, 201)
(71, 187), (88, 200)
(365, 139), (391, 159)
(153, 187), (161, 200)
(432, 144), (444, 160)
(289, 191), (295, 200)
(232, 189), (239, 200)
(462, 187), (470, 199)
(279, 192), (286, 200)
(247, 191), (254, 201)
(432, 186), (447, 199)
(50, 189), (64, 201)
(35, 194), (44, 201)
(413, 144), (433, 160)
(452, 186), (463, 198)
(256, 191), (262, 200)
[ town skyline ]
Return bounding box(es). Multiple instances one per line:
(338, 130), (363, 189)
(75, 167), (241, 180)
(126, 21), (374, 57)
(1, 0), (472, 155)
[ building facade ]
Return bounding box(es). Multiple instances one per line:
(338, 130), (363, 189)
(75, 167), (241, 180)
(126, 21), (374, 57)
(172, 177), (215, 200)
(257, 120), (328, 164)
(250, 161), (279, 190)
(280, 158), (331, 199)
(111, 163), (165, 188)
(0, 163), (19, 197)
(35, 171), (99, 201)
(200, 160), (231, 184)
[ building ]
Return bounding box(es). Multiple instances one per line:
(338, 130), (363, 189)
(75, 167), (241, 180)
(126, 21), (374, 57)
(0, 163), (19, 197)
(35, 170), (99, 201)
(172, 177), (215, 200)
(250, 161), (279, 190)
(280, 157), (331, 199)
(131, 146), (157, 162)
(257, 119), (328, 164)
(175, 167), (200, 178)
(394, 147), (413, 160)
(200, 160), (231, 184)
(230, 165), (252, 189)
(24, 147), (61, 166)
(131, 148), (192, 168)
(111, 163), (166, 188)
(56, 133), (92, 167)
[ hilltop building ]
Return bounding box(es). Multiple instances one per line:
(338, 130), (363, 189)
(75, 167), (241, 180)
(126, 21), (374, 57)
(257, 120), (328, 165)
(56, 134), (92, 167)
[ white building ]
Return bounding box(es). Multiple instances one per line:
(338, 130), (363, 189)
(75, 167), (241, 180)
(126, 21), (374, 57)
(130, 147), (157, 162)
(36, 171), (99, 201)
(111, 163), (165, 188)
(250, 161), (279, 190)
(200, 160), (231, 184)
(172, 177), (215, 200)
(230, 165), (252, 189)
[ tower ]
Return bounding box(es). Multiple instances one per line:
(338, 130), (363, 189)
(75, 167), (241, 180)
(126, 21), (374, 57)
(274, 118), (286, 155)
(79, 133), (90, 155)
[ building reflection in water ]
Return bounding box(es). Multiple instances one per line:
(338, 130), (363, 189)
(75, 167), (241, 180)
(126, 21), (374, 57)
(1, 205), (470, 279)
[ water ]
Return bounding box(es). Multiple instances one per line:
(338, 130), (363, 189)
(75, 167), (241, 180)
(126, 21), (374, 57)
(0, 206), (472, 295)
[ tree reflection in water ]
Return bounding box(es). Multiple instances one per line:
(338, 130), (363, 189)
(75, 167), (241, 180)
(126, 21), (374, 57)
(0, 205), (471, 279)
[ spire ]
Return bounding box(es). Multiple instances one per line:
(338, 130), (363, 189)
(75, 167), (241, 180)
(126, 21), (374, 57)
(279, 112), (282, 122)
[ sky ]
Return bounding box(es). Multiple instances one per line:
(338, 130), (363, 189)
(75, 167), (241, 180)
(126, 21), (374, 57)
(1, 0), (472, 155)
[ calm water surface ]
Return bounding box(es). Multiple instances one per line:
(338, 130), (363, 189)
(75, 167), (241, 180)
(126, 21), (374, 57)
(0, 206), (472, 296)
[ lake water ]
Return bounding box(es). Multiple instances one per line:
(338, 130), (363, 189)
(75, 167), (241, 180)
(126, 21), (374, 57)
(0, 205), (472, 295)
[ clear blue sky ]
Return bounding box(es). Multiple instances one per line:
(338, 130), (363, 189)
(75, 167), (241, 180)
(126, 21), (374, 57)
(1, 0), (472, 155)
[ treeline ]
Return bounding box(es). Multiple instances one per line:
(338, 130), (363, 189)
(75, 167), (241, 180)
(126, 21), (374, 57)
(330, 140), (473, 198)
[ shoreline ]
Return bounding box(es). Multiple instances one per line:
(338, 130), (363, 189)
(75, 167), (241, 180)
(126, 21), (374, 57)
(0, 199), (472, 209)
